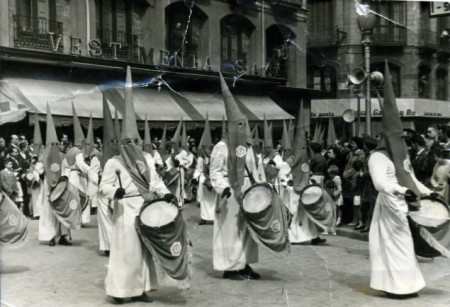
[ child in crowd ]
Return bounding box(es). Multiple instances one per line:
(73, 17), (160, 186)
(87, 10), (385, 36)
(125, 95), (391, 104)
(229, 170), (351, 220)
(325, 165), (343, 228)
(350, 160), (365, 230)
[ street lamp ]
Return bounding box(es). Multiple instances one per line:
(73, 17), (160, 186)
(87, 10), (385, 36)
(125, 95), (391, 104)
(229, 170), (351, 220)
(357, 5), (377, 136)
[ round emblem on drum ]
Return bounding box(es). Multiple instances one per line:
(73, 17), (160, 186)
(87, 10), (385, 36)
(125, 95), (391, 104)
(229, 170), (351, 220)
(50, 163), (60, 173)
(136, 160), (145, 174)
(301, 163), (309, 173)
(69, 200), (78, 210)
(170, 241), (182, 257)
(325, 202), (332, 212)
(403, 158), (412, 173)
(271, 220), (281, 232)
(9, 215), (18, 226)
(236, 145), (247, 158)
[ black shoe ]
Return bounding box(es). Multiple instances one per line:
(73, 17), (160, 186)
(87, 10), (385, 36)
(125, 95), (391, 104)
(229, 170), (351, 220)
(382, 291), (419, 299)
(311, 237), (327, 245)
(131, 293), (153, 303)
(205, 220), (214, 225)
(58, 236), (72, 246)
(198, 219), (206, 225)
(223, 270), (245, 280)
(49, 238), (56, 247)
(239, 264), (261, 280)
(354, 224), (365, 230)
(112, 297), (125, 304)
(104, 250), (110, 257)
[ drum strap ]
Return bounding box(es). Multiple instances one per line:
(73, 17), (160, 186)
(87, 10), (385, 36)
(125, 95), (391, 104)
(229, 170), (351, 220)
(418, 226), (450, 258)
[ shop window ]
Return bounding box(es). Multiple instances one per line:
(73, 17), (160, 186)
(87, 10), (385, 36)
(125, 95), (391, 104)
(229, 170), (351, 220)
(265, 24), (295, 79)
(95, 0), (138, 61)
(307, 65), (336, 96)
(220, 15), (255, 73)
(418, 65), (431, 99)
(436, 68), (448, 101)
(165, 3), (208, 68)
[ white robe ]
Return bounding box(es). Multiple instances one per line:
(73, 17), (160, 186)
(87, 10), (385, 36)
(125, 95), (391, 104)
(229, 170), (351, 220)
(286, 189), (318, 243)
(368, 151), (431, 294)
(99, 152), (169, 298)
(87, 155), (101, 209)
(210, 141), (258, 271)
(29, 161), (44, 218)
(194, 156), (215, 221)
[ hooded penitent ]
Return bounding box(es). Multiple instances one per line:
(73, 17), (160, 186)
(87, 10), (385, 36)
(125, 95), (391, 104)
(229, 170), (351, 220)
(219, 72), (247, 202)
(288, 118), (295, 146)
(158, 123), (167, 160)
(312, 121), (320, 144)
(171, 118), (182, 154)
(181, 122), (188, 150)
(245, 117), (253, 146)
(101, 94), (118, 168)
(33, 112), (43, 158)
(72, 102), (85, 148)
(84, 113), (95, 159)
(263, 115), (273, 152)
(143, 115), (153, 156)
(43, 103), (62, 188)
(281, 120), (292, 160)
(381, 60), (450, 258)
(198, 113), (212, 158)
(326, 116), (336, 147)
(291, 100), (310, 194)
(220, 115), (228, 142)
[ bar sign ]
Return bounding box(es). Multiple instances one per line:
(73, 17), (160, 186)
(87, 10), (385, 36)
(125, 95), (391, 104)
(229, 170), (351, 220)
(430, 2), (450, 17)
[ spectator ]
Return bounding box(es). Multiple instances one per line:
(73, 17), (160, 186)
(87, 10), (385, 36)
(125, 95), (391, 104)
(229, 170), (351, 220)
(350, 160), (365, 230)
(324, 165), (343, 227)
(0, 159), (19, 201)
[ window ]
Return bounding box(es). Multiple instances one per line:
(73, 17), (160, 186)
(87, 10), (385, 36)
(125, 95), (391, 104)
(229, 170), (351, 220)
(370, 62), (401, 97)
(220, 15), (255, 73)
(436, 68), (448, 101)
(265, 25), (295, 79)
(307, 65), (336, 96)
(418, 65), (431, 99)
(369, 0), (406, 44)
(95, 0), (137, 61)
(165, 2), (208, 68)
(306, 0), (334, 46)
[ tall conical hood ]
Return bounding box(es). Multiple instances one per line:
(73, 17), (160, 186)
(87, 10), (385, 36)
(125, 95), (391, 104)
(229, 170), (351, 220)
(143, 115), (153, 155)
(199, 113), (212, 149)
(102, 94), (117, 168)
(72, 102), (85, 147)
(252, 124), (261, 154)
(319, 126), (325, 144)
(312, 121), (320, 143)
(263, 114), (273, 150)
(114, 109), (121, 140)
(220, 115), (228, 142)
(181, 122), (188, 150)
(245, 117), (253, 145)
(291, 99), (310, 194)
(281, 120), (292, 159)
(33, 112), (43, 158)
(220, 72), (247, 202)
(43, 103), (62, 188)
(288, 118), (295, 145)
(381, 60), (421, 199)
(121, 66), (141, 142)
(84, 113), (94, 158)
(326, 116), (337, 146)
(171, 118), (182, 153)
(158, 123), (167, 159)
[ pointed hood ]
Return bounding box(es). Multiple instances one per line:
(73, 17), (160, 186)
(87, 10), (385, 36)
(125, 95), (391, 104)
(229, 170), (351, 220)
(245, 117), (253, 145)
(84, 113), (95, 158)
(288, 118), (295, 145)
(33, 112), (43, 158)
(158, 123), (167, 160)
(114, 109), (121, 140)
(281, 120), (292, 161)
(220, 115), (228, 142)
(199, 113), (212, 149)
(326, 116), (337, 146)
(319, 126), (325, 144)
(121, 66), (141, 143)
(43, 103), (62, 188)
(101, 94), (118, 168)
(291, 99), (310, 194)
(181, 121), (188, 150)
(72, 102), (85, 147)
(381, 60), (421, 199)
(312, 121), (320, 143)
(171, 118), (182, 153)
(252, 124), (261, 154)
(220, 72), (247, 202)
(263, 114), (273, 150)
(143, 115), (153, 155)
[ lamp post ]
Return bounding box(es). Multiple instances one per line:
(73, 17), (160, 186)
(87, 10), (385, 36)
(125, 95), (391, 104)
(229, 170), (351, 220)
(357, 6), (377, 136)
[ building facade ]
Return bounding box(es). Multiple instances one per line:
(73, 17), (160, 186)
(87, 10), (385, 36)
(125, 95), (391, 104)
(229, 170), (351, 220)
(307, 0), (450, 138)
(0, 0), (312, 140)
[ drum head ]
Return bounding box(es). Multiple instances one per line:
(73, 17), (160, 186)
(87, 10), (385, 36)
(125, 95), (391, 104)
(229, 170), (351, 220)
(140, 200), (178, 228)
(49, 180), (68, 202)
(242, 184), (272, 213)
(409, 198), (450, 228)
(301, 185), (323, 205)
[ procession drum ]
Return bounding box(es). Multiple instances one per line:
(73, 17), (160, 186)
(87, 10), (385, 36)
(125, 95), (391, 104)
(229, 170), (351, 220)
(241, 183), (290, 253)
(408, 196), (450, 258)
(300, 184), (335, 230)
(163, 167), (180, 188)
(135, 199), (189, 280)
(49, 178), (82, 229)
(0, 192), (28, 245)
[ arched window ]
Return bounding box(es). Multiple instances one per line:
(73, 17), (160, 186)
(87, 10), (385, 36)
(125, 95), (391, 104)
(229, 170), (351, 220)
(165, 2), (208, 68)
(436, 68), (448, 101)
(265, 25), (295, 79)
(370, 62), (401, 97)
(95, 0), (137, 61)
(418, 65), (431, 99)
(307, 65), (337, 96)
(220, 15), (255, 73)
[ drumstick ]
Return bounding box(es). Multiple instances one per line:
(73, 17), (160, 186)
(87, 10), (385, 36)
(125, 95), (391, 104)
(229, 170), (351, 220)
(115, 169), (123, 189)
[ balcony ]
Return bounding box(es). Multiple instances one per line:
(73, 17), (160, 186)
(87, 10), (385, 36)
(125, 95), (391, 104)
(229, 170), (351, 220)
(97, 30), (140, 62)
(307, 29), (337, 48)
(371, 24), (406, 46)
(221, 50), (248, 73)
(13, 15), (63, 52)
(418, 29), (450, 52)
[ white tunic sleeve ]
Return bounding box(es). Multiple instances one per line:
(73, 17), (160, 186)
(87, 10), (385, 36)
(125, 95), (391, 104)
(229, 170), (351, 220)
(210, 141), (229, 195)
(193, 157), (204, 179)
(369, 152), (408, 198)
(99, 158), (119, 201)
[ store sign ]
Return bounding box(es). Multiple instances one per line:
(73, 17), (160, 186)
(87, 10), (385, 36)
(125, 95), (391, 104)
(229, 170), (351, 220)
(310, 108), (419, 118)
(430, 2), (450, 17)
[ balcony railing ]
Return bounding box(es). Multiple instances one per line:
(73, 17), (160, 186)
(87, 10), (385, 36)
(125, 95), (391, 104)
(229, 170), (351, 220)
(418, 29), (450, 51)
(221, 50), (248, 73)
(13, 15), (63, 52)
(307, 29), (337, 47)
(97, 30), (139, 62)
(371, 25), (406, 46)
